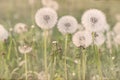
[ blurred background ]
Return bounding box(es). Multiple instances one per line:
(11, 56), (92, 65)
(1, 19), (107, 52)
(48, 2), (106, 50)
(0, 0), (120, 28)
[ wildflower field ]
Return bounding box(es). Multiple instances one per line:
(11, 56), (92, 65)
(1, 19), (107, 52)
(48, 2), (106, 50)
(0, 0), (120, 80)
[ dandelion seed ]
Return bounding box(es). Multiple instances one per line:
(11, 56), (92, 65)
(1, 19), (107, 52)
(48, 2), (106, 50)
(57, 16), (78, 34)
(18, 45), (32, 54)
(94, 32), (105, 46)
(113, 22), (120, 34)
(38, 71), (50, 80)
(0, 24), (9, 42)
(81, 9), (107, 32)
(72, 31), (92, 48)
(14, 23), (28, 34)
(35, 7), (58, 30)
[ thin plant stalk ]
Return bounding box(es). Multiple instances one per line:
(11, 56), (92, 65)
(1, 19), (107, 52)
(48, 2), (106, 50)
(92, 32), (103, 80)
(94, 45), (103, 80)
(43, 30), (48, 80)
(64, 34), (68, 80)
(24, 53), (28, 80)
(81, 49), (86, 80)
(78, 58), (81, 80)
(7, 37), (13, 60)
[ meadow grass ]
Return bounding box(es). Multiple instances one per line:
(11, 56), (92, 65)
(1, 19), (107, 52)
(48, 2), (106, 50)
(0, 0), (120, 80)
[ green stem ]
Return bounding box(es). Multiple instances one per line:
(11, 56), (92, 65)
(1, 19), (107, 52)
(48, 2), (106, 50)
(94, 45), (103, 80)
(44, 30), (48, 80)
(82, 49), (86, 80)
(7, 38), (13, 60)
(64, 34), (68, 80)
(24, 53), (28, 80)
(78, 58), (81, 80)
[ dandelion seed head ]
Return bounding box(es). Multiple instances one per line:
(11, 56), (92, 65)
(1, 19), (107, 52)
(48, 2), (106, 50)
(81, 9), (107, 32)
(38, 71), (50, 80)
(14, 23), (28, 34)
(0, 24), (9, 42)
(113, 22), (120, 34)
(41, 0), (52, 6)
(35, 7), (58, 30)
(28, 0), (35, 6)
(57, 16), (78, 34)
(46, 1), (59, 11)
(94, 32), (105, 46)
(18, 45), (32, 54)
(72, 31), (92, 48)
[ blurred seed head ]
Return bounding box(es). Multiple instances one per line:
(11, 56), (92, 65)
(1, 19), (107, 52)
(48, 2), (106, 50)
(81, 9), (107, 32)
(28, 0), (35, 6)
(41, 0), (59, 10)
(35, 7), (58, 30)
(72, 31), (92, 48)
(38, 71), (50, 80)
(14, 23), (28, 34)
(114, 34), (120, 45)
(18, 45), (32, 54)
(57, 16), (78, 34)
(94, 32), (105, 46)
(0, 24), (9, 42)
(113, 22), (120, 35)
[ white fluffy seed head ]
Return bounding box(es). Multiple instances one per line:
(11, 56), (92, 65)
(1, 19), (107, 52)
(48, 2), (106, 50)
(18, 45), (32, 54)
(38, 71), (50, 80)
(94, 32), (105, 46)
(57, 16), (78, 34)
(14, 23), (28, 34)
(81, 9), (107, 32)
(35, 7), (58, 30)
(113, 22), (120, 35)
(42, 0), (59, 11)
(72, 31), (92, 48)
(0, 24), (9, 42)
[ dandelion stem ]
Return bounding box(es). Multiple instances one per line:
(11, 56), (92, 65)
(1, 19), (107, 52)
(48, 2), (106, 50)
(44, 30), (48, 80)
(7, 37), (13, 60)
(94, 45), (103, 80)
(78, 58), (81, 80)
(64, 34), (68, 80)
(24, 53), (28, 80)
(81, 49), (86, 80)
